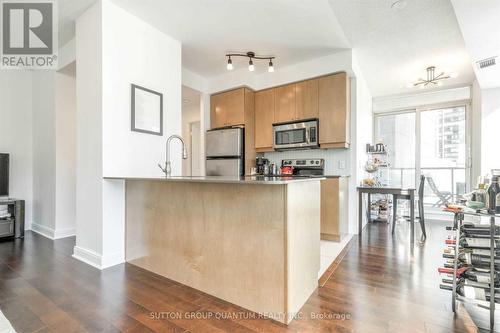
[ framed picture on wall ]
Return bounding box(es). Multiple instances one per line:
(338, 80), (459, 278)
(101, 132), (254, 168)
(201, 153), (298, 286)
(131, 84), (163, 136)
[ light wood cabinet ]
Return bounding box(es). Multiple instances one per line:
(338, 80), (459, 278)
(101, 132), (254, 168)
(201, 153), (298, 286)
(274, 84), (296, 123)
(210, 88), (255, 175)
(321, 177), (348, 241)
(318, 73), (350, 148)
(210, 88), (245, 128)
(254, 89), (275, 152)
(295, 79), (319, 120)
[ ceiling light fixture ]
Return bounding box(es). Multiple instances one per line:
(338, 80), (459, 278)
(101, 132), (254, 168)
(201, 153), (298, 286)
(391, 0), (407, 10)
(225, 51), (275, 72)
(408, 66), (457, 89)
(248, 58), (255, 72)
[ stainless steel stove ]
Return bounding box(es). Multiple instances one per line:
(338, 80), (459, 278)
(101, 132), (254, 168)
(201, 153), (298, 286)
(281, 159), (324, 176)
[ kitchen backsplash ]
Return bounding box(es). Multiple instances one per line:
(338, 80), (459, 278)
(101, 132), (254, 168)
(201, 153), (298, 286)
(263, 149), (351, 176)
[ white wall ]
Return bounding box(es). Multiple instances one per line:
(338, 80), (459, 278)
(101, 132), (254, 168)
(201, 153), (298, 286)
(471, 80), (482, 182)
(55, 71), (77, 237)
(481, 88), (500, 174)
(74, 0), (183, 269)
(372, 86), (471, 113)
(350, 54), (373, 234)
(102, 0), (182, 178)
(0, 71), (33, 226)
(75, 1), (104, 261)
(32, 71), (56, 235)
(31, 68), (77, 240)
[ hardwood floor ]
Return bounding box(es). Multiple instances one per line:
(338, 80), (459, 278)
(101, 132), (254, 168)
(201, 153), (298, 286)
(0, 220), (492, 332)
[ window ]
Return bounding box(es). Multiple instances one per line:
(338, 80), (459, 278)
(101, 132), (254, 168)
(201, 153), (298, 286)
(374, 105), (469, 209)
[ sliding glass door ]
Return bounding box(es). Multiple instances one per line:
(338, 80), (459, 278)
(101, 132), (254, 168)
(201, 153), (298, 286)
(374, 104), (469, 209)
(374, 112), (416, 188)
(420, 106), (467, 207)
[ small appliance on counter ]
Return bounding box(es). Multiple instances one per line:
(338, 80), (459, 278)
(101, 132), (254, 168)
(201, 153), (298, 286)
(206, 127), (244, 176)
(281, 159), (324, 176)
(273, 119), (319, 150)
(255, 157), (269, 175)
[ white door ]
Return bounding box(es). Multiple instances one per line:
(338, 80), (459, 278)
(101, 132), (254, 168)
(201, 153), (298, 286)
(190, 121), (201, 176)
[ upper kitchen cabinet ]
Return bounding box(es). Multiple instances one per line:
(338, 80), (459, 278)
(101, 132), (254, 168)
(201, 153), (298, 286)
(318, 73), (350, 148)
(254, 89), (275, 152)
(295, 79), (319, 120)
(210, 87), (256, 175)
(210, 88), (246, 128)
(274, 84), (296, 123)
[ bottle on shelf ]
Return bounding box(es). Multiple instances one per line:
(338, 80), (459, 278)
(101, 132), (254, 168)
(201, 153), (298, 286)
(488, 176), (500, 214)
(446, 237), (500, 248)
(461, 223), (500, 236)
(444, 253), (500, 269)
(443, 247), (500, 257)
(440, 283), (500, 303)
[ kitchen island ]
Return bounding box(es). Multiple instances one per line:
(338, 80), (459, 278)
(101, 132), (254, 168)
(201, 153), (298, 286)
(118, 176), (322, 324)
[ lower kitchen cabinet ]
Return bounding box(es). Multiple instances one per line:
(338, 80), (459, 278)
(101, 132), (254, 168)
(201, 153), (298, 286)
(321, 177), (349, 241)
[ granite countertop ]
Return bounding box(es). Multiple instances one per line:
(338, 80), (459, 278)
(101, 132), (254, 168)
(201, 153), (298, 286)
(104, 175), (326, 185)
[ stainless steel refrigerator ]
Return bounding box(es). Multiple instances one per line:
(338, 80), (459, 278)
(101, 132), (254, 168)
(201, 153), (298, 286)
(206, 127), (244, 176)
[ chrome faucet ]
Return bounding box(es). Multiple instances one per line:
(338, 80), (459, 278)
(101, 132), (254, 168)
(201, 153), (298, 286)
(158, 135), (188, 176)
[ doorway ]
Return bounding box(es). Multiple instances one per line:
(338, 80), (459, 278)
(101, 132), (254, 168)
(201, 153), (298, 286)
(181, 86), (202, 176)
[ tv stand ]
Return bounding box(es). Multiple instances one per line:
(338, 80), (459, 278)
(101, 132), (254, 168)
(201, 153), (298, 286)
(0, 199), (24, 240)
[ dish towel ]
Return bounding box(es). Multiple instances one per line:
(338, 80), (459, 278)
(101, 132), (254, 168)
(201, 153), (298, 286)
(0, 309), (16, 333)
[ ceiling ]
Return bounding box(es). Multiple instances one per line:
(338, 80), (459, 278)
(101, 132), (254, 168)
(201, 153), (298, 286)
(110, 0), (350, 77)
(451, 0), (500, 89)
(58, 0), (477, 97)
(58, 0), (96, 46)
(329, 0), (475, 97)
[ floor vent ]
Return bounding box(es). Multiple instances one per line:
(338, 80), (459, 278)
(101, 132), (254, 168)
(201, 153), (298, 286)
(476, 56), (497, 69)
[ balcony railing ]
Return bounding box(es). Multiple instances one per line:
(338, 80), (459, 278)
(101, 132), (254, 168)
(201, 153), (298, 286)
(387, 167), (467, 207)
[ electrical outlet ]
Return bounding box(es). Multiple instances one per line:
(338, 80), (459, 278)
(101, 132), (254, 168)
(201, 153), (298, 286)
(338, 160), (346, 170)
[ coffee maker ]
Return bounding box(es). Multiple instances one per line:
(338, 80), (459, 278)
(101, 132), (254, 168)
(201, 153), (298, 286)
(256, 157), (269, 175)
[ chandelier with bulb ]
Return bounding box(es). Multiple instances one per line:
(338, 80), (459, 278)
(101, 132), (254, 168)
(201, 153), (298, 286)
(408, 66), (458, 89)
(226, 51), (275, 73)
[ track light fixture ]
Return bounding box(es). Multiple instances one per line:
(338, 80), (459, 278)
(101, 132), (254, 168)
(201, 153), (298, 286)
(225, 51), (275, 72)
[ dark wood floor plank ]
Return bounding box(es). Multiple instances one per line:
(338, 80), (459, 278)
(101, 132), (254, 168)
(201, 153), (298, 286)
(2, 219), (498, 332)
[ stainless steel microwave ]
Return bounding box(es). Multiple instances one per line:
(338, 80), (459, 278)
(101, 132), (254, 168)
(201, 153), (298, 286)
(273, 119), (319, 150)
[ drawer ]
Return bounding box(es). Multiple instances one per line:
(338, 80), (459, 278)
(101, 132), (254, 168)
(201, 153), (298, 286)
(0, 219), (14, 237)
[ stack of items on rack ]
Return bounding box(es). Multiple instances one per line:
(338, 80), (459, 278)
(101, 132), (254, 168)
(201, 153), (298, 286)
(370, 199), (389, 222)
(438, 213), (499, 329)
(449, 169), (500, 215)
(0, 205), (10, 219)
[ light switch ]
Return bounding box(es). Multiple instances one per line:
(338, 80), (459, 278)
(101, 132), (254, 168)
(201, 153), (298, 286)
(338, 160), (346, 169)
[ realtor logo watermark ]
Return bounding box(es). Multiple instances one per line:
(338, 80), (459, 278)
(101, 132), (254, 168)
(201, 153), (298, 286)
(1, 0), (57, 69)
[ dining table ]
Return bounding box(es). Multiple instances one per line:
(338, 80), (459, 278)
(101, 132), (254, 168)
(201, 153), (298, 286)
(357, 185), (416, 243)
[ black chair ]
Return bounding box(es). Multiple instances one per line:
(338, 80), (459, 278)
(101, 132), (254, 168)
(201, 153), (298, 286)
(391, 175), (426, 239)
(417, 175), (426, 239)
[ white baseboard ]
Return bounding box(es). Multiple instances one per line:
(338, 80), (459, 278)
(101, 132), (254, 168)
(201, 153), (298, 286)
(31, 222), (75, 240)
(72, 245), (124, 270)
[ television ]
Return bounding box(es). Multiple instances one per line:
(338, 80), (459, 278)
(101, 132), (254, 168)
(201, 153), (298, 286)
(0, 154), (9, 197)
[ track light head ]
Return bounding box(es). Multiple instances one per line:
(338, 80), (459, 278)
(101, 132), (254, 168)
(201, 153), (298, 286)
(268, 59), (274, 72)
(248, 58), (255, 72)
